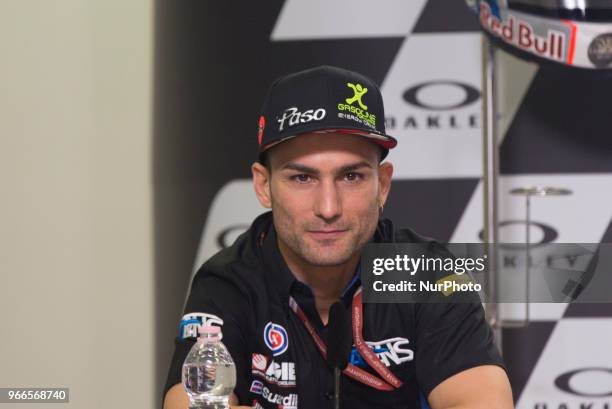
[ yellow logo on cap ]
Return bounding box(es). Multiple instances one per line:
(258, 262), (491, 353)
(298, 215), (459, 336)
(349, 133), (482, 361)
(345, 82), (368, 110)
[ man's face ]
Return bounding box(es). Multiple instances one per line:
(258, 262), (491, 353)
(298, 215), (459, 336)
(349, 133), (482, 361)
(252, 133), (393, 268)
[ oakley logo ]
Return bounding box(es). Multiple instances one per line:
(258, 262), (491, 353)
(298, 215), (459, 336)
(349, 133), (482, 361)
(478, 220), (558, 249)
(555, 367), (612, 397)
(345, 82), (368, 110)
(216, 224), (249, 249)
(403, 81), (481, 111)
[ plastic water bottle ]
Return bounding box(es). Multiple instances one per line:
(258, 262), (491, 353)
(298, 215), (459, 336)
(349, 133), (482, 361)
(182, 325), (237, 409)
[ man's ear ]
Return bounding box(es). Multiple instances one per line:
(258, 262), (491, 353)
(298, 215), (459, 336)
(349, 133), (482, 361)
(378, 161), (394, 207)
(252, 162), (272, 209)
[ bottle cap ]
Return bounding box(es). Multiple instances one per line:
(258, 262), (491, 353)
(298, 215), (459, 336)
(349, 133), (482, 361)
(197, 325), (222, 342)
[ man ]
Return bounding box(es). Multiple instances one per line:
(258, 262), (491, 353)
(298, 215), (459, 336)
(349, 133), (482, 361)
(164, 66), (513, 409)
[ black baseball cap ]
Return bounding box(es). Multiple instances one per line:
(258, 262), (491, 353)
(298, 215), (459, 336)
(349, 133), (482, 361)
(256, 65), (397, 161)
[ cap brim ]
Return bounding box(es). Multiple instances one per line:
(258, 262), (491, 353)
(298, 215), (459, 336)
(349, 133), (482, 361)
(260, 127), (397, 153)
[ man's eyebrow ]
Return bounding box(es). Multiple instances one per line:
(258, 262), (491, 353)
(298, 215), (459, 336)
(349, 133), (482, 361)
(280, 161), (373, 175)
(281, 163), (320, 175)
(337, 161), (373, 174)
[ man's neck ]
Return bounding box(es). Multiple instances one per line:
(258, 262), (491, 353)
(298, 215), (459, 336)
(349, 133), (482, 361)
(277, 239), (359, 325)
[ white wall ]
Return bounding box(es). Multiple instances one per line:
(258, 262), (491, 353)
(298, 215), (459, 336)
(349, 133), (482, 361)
(0, 1), (154, 407)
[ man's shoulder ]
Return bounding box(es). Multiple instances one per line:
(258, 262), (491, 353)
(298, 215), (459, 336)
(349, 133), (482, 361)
(380, 218), (449, 253)
(192, 213), (271, 291)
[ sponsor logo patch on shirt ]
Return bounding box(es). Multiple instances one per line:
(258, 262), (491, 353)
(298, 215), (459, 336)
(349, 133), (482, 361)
(349, 337), (414, 368)
(263, 322), (289, 356)
(252, 354), (296, 387)
(249, 380), (264, 395)
(261, 386), (298, 409)
(252, 353), (268, 372)
(178, 312), (224, 340)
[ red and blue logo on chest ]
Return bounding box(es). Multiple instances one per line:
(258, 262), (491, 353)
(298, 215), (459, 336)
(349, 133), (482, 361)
(263, 321), (289, 357)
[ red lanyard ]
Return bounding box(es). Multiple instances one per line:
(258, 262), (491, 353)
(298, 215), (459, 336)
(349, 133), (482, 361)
(288, 287), (402, 391)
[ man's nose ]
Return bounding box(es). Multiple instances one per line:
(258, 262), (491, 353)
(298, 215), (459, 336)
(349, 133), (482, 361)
(313, 180), (342, 222)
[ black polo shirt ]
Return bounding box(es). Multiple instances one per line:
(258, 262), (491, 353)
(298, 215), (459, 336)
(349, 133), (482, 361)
(164, 212), (504, 409)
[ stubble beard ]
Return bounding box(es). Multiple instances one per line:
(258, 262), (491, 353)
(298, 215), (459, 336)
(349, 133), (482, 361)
(272, 201), (380, 267)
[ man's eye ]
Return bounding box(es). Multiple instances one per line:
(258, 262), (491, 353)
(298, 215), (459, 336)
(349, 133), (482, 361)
(345, 172), (362, 182)
(292, 174), (312, 183)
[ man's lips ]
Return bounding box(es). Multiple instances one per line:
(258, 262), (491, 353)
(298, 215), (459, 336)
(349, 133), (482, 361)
(307, 229), (348, 240)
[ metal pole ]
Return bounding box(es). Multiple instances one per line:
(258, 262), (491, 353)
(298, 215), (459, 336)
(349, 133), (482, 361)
(525, 194), (531, 324)
(481, 34), (502, 352)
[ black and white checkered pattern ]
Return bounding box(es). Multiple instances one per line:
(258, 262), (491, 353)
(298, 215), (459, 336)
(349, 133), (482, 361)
(155, 1), (612, 406)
